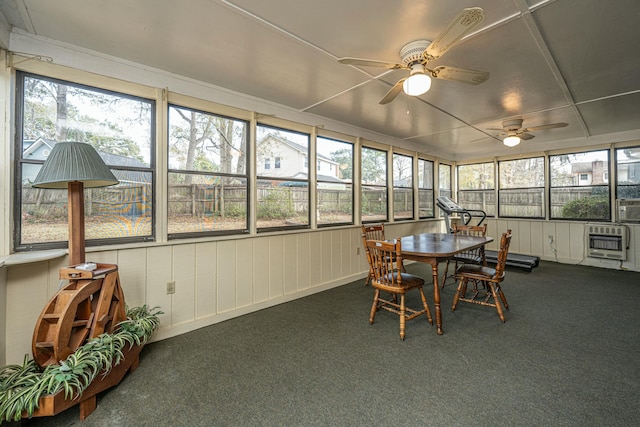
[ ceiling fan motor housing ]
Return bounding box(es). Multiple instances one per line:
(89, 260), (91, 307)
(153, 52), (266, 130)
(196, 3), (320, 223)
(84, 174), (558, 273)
(400, 40), (431, 66)
(503, 118), (524, 132)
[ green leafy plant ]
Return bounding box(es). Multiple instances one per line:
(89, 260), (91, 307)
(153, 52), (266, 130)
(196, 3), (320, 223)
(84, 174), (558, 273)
(257, 189), (295, 220)
(0, 305), (162, 422)
(561, 196), (609, 219)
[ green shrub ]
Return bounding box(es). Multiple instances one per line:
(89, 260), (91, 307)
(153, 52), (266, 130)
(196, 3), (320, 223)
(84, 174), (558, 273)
(561, 196), (609, 219)
(257, 189), (295, 220)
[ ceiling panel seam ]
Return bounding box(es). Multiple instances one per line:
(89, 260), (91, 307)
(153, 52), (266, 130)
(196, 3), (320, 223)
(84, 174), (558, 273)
(514, 0), (589, 136)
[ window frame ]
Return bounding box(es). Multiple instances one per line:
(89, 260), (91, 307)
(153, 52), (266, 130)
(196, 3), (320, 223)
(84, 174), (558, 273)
(615, 146), (640, 200)
(498, 157), (545, 219)
(14, 71), (157, 252)
(457, 162), (496, 217)
(549, 149), (611, 221)
(256, 123), (311, 232)
(316, 135), (354, 227)
(361, 145), (389, 224)
(392, 152), (414, 221)
(418, 158), (435, 219)
(167, 102), (250, 239)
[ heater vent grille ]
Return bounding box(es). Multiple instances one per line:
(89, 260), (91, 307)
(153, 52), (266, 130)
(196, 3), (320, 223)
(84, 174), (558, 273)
(586, 223), (627, 261)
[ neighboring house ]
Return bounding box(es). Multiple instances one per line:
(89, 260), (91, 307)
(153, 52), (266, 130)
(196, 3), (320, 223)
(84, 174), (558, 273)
(571, 158), (640, 186)
(256, 133), (340, 179)
(22, 137), (56, 182)
(281, 172), (346, 190)
(571, 160), (608, 185)
(22, 138), (149, 184)
(22, 137), (55, 162)
(22, 139), (151, 216)
(617, 149), (640, 184)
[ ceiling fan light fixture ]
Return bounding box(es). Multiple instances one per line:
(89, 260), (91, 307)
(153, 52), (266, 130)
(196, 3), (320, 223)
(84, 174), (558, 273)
(403, 73), (431, 96)
(503, 135), (521, 147)
(403, 64), (432, 96)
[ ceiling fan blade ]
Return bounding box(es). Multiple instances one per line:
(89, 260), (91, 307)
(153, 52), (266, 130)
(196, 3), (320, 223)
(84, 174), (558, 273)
(486, 127), (504, 131)
(424, 7), (485, 60)
(338, 57), (406, 70)
(521, 122), (569, 132)
(432, 66), (489, 84)
(380, 79), (406, 104)
(520, 132), (535, 140)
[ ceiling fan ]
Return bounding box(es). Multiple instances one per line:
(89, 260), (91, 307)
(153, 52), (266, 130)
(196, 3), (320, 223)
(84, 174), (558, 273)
(338, 7), (489, 104)
(488, 118), (569, 147)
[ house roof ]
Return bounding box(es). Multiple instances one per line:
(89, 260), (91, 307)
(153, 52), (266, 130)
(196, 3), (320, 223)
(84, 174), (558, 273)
(258, 133), (339, 165)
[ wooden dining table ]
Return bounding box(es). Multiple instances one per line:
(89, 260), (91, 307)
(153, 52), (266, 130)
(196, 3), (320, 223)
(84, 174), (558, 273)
(395, 232), (493, 335)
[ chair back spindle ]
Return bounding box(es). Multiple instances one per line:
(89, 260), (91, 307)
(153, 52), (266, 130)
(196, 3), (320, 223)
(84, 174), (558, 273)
(441, 223), (488, 288)
(361, 224), (405, 286)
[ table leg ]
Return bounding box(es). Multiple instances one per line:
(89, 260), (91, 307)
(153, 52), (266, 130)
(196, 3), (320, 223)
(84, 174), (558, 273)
(430, 262), (443, 335)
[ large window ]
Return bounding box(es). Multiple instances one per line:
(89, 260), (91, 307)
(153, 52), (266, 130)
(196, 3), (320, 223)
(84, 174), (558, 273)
(393, 153), (414, 220)
(168, 104), (249, 237)
(457, 162), (495, 216)
(316, 136), (353, 226)
(256, 125), (310, 230)
(15, 72), (154, 251)
(418, 158), (434, 218)
(616, 146), (640, 199)
(550, 150), (610, 220)
(361, 146), (388, 223)
(438, 163), (452, 217)
(439, 163), (452, 198)
(499, 157), (545, 218)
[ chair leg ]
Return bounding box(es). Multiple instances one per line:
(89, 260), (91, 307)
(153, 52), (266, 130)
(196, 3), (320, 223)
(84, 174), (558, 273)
(418, 287), (433, 325)
(452, 277), (467, 311)
(399, 294), (406, 340)
(440, 259), (451, 289)
(365, 267), (373, 286)
(488, 283), (506, 322)
(496, 284), (509, 310)
(369, 289), (380, 324)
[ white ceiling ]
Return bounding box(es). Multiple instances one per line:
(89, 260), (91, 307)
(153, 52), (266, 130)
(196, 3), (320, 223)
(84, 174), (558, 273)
(1, 0), (640, 160)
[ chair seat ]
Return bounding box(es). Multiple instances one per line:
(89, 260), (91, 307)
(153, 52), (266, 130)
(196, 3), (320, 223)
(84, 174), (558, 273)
(455, 264), (505, 281)
(374, 272), (425, 291)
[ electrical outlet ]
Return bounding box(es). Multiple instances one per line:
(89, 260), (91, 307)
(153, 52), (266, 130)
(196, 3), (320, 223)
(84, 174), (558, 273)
(166, 281), (175, 295)
(547, 235), (554, 244)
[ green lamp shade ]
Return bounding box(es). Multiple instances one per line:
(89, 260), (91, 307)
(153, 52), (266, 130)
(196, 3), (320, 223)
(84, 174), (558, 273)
(32, 142), (119, 189)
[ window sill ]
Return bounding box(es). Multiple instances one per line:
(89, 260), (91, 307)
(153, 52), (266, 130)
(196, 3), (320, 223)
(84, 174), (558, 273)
(0, 249), (67, 268)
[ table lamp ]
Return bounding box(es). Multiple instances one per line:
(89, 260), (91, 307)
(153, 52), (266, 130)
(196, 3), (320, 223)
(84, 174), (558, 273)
(32, 141), (119, 266)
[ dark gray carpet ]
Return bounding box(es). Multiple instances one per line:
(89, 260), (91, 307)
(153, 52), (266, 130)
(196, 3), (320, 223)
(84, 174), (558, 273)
(13, 261), (640, 426)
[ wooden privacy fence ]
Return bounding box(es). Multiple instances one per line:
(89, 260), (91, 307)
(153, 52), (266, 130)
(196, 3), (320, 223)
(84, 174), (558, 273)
(317, 188), (352, 214)
(169, 184), (247, 217)
(23, 184), (151, 218)
(459, 187), (607, 217)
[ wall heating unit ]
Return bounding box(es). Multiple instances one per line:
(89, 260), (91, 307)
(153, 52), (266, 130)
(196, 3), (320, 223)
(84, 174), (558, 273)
(586, 223), (628, 261)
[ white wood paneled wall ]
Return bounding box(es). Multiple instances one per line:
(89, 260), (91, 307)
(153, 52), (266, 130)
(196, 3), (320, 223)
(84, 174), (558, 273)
(3, 227), (372, 364)
(2, 219), (638, 365)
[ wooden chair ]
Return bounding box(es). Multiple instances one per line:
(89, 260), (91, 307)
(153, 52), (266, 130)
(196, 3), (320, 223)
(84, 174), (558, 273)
(440, 223), (487, 289)
(361, 224), (404, 286)
(451, 230), (512, 322)
(366, 238), (432, 339)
